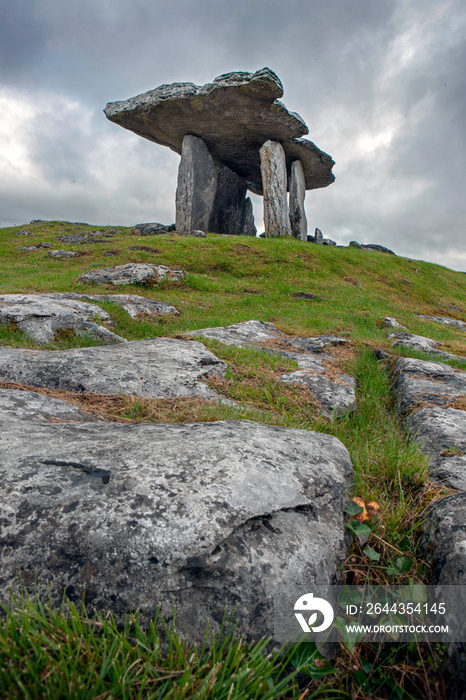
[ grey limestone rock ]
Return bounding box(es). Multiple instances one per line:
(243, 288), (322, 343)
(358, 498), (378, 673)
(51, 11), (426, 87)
(134, 223), (172, 235)
(388, 332), (466, 361)
(0, 389), (100, 423)
(79, 263), (185, 286)
(0, 338), (226, 400)
(0, 294), (125, 345)
(260, 140), (291, 237)
(417, 315), (466, 332)
(187, 320), (355, 418)
(0, 416), (353, 641)
(57, 232), (114, 244)
(104, 67), (334, 195)
(314, 228), (323, 245)
(383, 317), (408, 330)
(406, 406), (466, 489)
(419, 495), (466, 699)
(288, 159), (307, 240)
(175, 135), (218, 234)
(322, 238), (336, 246)
(349, 241), (395, 255)
(280, 369), (356, 419)
(45, 293), (179, 319)
(17, 230), (34, 236)
(392, 357), (466, 414)
(48, 250), (83, 259)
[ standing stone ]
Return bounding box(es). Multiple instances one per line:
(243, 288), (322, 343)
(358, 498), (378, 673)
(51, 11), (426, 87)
(289, 160), (307, 240)
(209, 167), (257, 236)
(175, 135), (218, 234)
(260, 140), (291, 237)
(314, 227), (323, 244)
(241, 197), (256, 237)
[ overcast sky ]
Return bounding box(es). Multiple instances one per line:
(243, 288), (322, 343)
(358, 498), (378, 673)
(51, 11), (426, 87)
(1, 0), (465, 271)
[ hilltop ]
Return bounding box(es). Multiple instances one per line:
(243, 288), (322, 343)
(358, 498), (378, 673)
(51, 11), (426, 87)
(1, 220), (465, 698)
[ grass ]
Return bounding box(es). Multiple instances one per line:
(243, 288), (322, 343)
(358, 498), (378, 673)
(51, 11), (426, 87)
(1, 220), (466, 697)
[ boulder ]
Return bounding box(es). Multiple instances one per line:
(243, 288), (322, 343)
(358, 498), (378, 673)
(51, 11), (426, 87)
(392, 357), (466, 414)
(406, 406), (466, 490)
(57, 232), (114, 244)
(280, 369), (356, 419)
(0, 413), (353, 642)
(53, 293), (178, 319)
(383, 317), (408, 330)
(0, 388), (100, 422)
(349, 241), (395, 255)
(105, 68), (335, 195)
(48, 250), (84, 259)
(260, 140), (291, 237)
(417, 315), (466, 332)
(0, 294), (126, 345)
(17, 230), (34, 236)
(0, 338), (226, 400)
(175, 135), (218, 234)
(187, 320), (355, 418)
(134, 223), (172, 236)
(79, 263), (184, 286)
(419, 494), (466, 699)
(388, 332), (466, 361)
(288, 160), (307, 240)
(322, 238), (336, 246)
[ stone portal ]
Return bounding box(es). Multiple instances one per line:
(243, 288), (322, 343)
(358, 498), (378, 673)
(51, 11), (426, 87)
(104, 68), (335, 237)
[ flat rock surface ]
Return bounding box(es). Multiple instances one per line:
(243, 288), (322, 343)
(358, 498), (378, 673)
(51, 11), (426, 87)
(187, 320), (355, 418)
(420, 493), (466, 698)
(388, 332), (465, 361)
(0, 338), (226, 400)
(0, 388), (100, 422)
(406, 406), (466, 489)
(79, 263), (185, 286)
(105, 67), (334, 194)
(0, 294), (125, 344)
(392, 357), (466, 414)
(418, 315), (466, 331)
(0, 416), (353, 640)
(47, 293), (179, 319)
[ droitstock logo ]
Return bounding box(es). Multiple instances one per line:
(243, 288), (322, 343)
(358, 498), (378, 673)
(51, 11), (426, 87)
(294, 593), (334, 634)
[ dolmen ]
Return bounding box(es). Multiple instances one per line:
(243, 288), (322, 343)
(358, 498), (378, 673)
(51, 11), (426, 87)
(104, 68), (335, 240)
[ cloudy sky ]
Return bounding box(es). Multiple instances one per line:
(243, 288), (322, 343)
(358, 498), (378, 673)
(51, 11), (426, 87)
(1, 0), (465, 271)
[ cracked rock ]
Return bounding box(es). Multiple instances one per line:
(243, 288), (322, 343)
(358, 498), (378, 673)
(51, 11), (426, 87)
(406, 406), (466, 490)
(0, 338), (226, 400)
(0, 294), (125, 344)
(392, 357), (466, 414)
(388, 332), (466, 361)
(187, 320), (355, 418)
(0, 416), (353, 642)
(0, 388), (100, 423)
(79, 263), (185, 286)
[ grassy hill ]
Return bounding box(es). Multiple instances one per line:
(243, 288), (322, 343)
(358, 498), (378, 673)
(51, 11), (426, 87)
(1, 220), (465, 698)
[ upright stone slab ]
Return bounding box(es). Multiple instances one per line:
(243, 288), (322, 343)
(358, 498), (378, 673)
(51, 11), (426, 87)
(260, 140), (291, 237)
(209, 166), (257, 236)
(175, 135), (218, 234)
(289, 159), (307, 240)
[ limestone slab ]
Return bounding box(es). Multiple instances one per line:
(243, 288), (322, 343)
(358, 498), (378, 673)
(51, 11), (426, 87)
(0, 416), (352, 641)
(0, 294), (125, 345)
(0, 388), (100, 423)
(406, 406), (466, 489)
(51, 293), (179, 319)
(392, 357), (466, 414)
(105, 67), (330, 194)
(187, 320), (355, 418)
(79, 263), (184, 286)
(388, 332), (466, 361)
(417, 315), (466, 332)
(0, 338), (226, 400)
